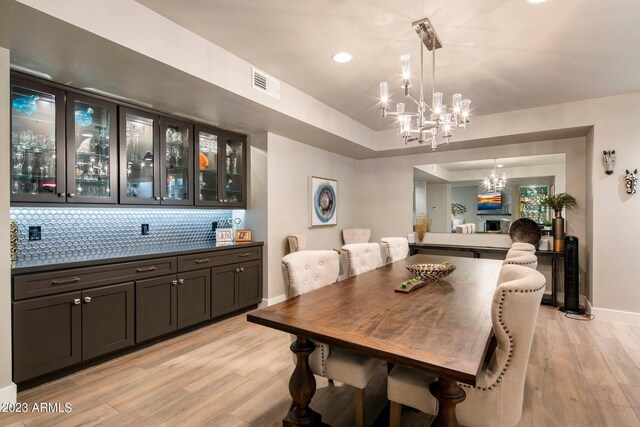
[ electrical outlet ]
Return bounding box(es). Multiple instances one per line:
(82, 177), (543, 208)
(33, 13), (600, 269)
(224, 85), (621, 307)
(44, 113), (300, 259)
(141, 224), (149, 235)
(212, 221), (218, 232)
(28, 226), (41, 241)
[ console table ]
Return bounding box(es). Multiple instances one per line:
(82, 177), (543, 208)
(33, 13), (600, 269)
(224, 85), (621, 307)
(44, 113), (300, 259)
(409, 243), (564, 307)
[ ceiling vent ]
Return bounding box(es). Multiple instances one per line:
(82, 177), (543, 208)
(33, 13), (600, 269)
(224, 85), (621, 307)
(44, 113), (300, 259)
(252, 67), (280, 100)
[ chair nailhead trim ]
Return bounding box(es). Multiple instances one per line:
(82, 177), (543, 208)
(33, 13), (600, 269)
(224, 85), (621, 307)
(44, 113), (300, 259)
(466, 283), (545, 392)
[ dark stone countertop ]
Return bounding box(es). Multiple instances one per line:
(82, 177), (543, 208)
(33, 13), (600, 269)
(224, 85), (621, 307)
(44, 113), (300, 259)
(11, 241), (264, 275)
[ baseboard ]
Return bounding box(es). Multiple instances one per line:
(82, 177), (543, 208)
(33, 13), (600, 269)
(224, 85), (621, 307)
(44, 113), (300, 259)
(0, 382), (17, 403)
(259, 293), (286, 308)
(590, 306), (640, 326)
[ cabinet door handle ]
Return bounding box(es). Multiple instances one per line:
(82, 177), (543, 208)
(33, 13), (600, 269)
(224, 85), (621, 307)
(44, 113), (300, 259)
(57, 193), (64, 198)
(238, 253), (251, 258)
(162, 196), (167, 200)
(218, 199), (223, 202)
(178, 279), (184, 284)
(172, 280), (178, 286)
(67, 193), (75, 198)
(84, 296), (91, 303)
(240, 267), (244, 272)
(195, 259), (210, 264)
(52, 277), (81, 285)
(155, 196), (161, 201)
(136, 266), (157, 273)
(235, 268), (239, 273)
(73, 298), (81, 305)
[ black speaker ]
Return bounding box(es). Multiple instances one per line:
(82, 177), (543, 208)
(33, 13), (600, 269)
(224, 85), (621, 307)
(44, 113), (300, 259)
(560, 235), (584, 314)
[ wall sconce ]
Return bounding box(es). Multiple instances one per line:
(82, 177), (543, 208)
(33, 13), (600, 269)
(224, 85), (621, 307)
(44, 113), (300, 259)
(603, 150), (615, 175)
(625, 169), (638, 195)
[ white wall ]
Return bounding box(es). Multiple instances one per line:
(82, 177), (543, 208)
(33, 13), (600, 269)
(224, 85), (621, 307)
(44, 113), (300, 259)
(266, 133), (357, 300)
(246, 133), (268, 300)
(0, 47), (16, 403)
(426, 183), (451, 233)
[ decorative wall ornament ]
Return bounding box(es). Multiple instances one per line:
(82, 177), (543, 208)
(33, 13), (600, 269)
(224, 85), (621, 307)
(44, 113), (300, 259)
(603, 150), (615, 175)
(451, 203), (468, 217)
(309, 176), (337, 227)
(624, 169), (638, 194)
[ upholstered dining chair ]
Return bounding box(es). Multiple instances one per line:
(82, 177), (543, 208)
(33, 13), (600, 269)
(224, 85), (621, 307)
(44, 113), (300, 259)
(342, 228), (371, 245)
(504, 251), (538, 268)
(509, 242), (536, 253)
(341, 243), (384, 278)
(380, 237), (410, 264)
(281, 250), (380, 427)
(387, 264), (546, 427)
(286, 233), (307, 253)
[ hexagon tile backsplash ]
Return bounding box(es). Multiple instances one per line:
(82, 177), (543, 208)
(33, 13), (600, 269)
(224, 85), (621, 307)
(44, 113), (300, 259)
(10, 207), (236, 262)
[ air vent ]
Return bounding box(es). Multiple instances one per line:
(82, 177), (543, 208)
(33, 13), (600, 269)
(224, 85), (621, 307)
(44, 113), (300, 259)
(252, 67), (280, 100)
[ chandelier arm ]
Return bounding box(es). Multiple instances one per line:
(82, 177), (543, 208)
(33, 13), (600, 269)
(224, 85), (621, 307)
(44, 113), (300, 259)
(405, 93), (422, 107)
(432, 33), (436, 102)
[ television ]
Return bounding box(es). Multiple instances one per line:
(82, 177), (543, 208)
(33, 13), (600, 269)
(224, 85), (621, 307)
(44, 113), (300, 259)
(478, 192), (502, 211)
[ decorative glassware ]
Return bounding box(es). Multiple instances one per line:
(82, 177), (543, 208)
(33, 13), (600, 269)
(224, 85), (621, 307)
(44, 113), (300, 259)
(12, 95), (39, 115)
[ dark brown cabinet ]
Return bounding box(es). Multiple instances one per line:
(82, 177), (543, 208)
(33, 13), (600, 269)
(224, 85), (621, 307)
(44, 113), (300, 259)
(10, 76), (66, 203)
(195, 126), (247, 208)
(160, 117), (194, 205)
(66, 92), (118, 203)
(211, 259), (262, 318)
(135, 275), (177, 342)
(13, 282), (135, 382)
(12, 243), (262, 383)
(82, 283), (134, 360)
(177, 269), (211, 329)
(13, 292), (81, 383)
(136, 269), (212, 342)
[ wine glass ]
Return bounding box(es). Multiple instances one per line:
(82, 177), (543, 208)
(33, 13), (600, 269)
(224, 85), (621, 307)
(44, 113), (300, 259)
(13, 151), (24, 176)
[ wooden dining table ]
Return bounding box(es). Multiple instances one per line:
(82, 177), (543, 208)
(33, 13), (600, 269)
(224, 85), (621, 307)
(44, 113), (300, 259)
(247, 254), (503, 427)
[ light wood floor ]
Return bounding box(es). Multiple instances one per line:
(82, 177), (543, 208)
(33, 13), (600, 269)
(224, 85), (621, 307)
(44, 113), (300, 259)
(2, 306), (640, 427)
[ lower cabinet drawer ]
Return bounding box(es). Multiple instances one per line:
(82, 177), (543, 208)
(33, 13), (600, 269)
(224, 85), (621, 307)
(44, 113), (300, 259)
(13, 257), (177, 300)
(178, 246), (261, 272)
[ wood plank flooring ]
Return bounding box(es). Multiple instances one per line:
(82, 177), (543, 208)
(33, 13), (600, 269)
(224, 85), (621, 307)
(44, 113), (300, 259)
(1, 306), (639, 426)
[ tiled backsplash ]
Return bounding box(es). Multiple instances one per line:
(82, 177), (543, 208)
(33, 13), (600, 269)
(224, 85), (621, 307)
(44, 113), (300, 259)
(10, 207), (244, 261)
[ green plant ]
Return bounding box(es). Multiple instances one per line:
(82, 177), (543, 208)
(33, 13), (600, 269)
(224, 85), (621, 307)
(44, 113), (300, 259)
(451, 203), (468, 217)
(541, 193), (578, 213)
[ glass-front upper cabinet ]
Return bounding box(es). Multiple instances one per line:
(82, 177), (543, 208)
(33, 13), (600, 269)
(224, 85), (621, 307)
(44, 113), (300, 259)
(221, 132), (246, 207)
(119, 107), (160, 205)
(66, 93), (118, 203)
(10, 77), (66, 203)
(160, 118), (193, 205)
(195, 126), (220, 206)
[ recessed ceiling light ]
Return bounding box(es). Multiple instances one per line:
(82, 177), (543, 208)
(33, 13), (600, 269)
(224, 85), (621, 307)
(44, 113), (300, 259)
(527, 0), (546, 3)
(332, 52), (353, 63)
(497, 164), (504, 168)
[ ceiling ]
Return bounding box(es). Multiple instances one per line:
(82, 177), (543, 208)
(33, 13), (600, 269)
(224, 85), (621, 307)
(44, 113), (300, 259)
(137, 0), (640, 131)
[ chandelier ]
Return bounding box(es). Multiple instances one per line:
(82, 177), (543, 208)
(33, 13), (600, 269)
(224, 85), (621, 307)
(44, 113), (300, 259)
(379, 18), (471, 150)
(484, 160), (507, 192)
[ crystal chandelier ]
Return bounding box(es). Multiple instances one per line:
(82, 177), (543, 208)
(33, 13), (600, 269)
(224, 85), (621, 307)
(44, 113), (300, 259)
(379, 18), (471, 150)
(484, 160), (507, 192)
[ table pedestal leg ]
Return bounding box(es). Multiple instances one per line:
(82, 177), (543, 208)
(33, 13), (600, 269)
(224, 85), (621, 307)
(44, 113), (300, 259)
(283, 336), (326, 427)
(429, 377), (466, 427)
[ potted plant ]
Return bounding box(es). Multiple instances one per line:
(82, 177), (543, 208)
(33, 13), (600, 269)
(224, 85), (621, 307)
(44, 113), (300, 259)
(541, 193), (578, 251)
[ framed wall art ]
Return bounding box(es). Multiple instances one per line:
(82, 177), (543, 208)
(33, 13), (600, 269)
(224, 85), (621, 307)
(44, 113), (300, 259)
(309, 176), (337, 227)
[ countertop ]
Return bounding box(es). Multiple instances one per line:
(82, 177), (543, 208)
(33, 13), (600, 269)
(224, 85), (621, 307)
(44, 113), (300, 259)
(11, 241), (264, 275)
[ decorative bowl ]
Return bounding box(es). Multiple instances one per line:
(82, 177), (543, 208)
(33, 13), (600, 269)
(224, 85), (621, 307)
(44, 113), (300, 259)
(406, 263), (456, 281)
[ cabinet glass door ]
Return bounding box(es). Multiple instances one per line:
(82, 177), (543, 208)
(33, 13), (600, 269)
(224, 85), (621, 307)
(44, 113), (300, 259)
(66, 94), (117, 203)
(222, 133), (245, 206)
(10, 78), (65, 202)
(195, 127), (219, 206)
(119, 108), (159, 204)
(160, 118), (193, 205)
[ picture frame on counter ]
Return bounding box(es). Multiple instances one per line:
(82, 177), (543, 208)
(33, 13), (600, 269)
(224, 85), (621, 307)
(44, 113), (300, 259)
(236, 229), (252, 242)
(215, 227), (233, 242)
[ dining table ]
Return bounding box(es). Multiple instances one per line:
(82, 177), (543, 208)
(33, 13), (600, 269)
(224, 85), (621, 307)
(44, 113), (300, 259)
(247, 254), (503, 427)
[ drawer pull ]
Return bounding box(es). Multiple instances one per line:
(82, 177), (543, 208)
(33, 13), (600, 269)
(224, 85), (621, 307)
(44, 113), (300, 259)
(84, 296), (92, 303)
(178, 279), (185, 284)
(238, 253), (252, 258)
(73, 298), (81, 305)
(172, 280), (178, 286)
(136, 266), (157, 273)
(195, 259), (210, 264)
(52, 277), (81, 285)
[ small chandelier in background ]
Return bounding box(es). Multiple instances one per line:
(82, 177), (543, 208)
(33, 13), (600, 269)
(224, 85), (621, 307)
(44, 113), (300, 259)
(484, 160), (507, 192)
(379, 18), (471, 150)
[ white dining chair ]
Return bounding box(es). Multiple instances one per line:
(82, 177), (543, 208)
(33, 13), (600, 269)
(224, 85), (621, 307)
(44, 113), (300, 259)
(281, 250), (380, 427)
(387, 264), (546, 427)
(286, 233), (307, 253)
(380, 237), (409, 264)
(342, 228), (371, 245)
(509, 242), (536, 253)
(341, 243), (384, 278)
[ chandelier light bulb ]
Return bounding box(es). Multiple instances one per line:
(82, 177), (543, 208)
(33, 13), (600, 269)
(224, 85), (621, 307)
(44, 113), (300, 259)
(401, 55), (412, 81)
(432, 92), (443, 114)
(396, 103), (405, 114)
(380, 82), (389, 106)
(452, 93), (462, 113)
(461, 99), (471, 117)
